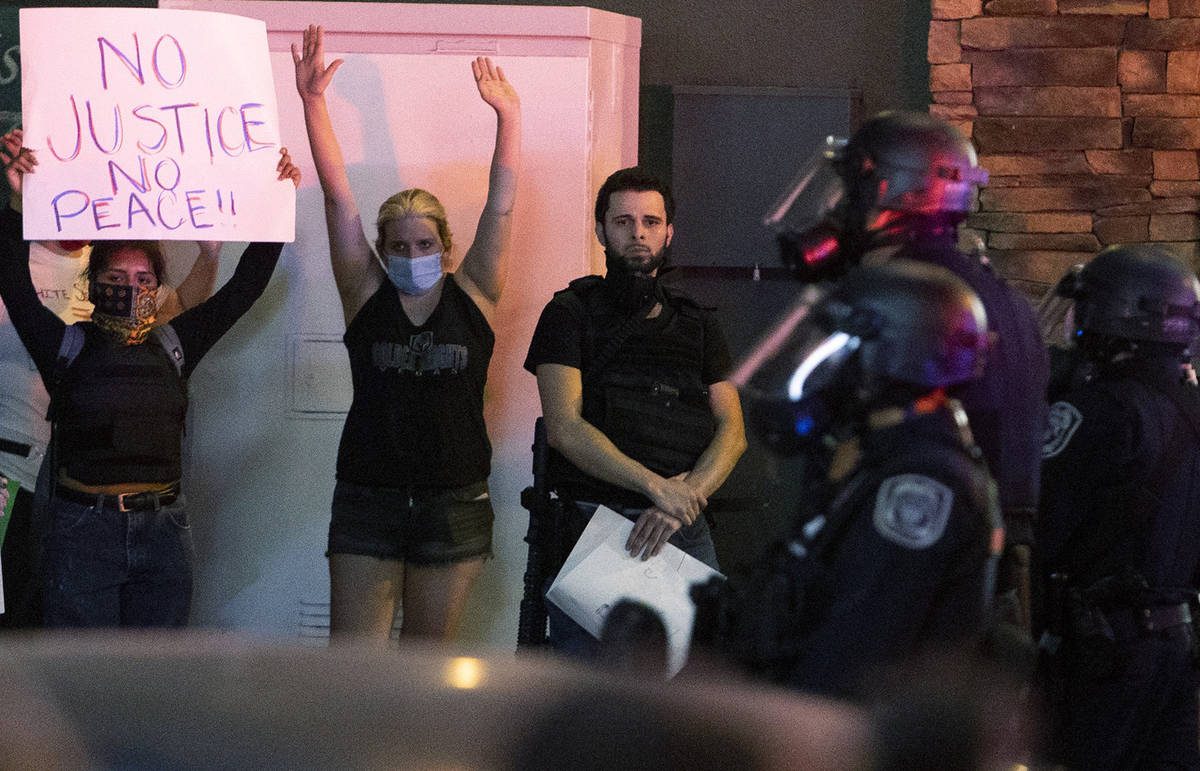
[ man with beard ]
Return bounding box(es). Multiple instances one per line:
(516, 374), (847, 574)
(524, 167), (746, 657)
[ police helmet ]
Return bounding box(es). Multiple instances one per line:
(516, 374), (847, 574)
(815, 259), (990, 391)
(734, 260), (988, 451)
(1056, 244), (1200, 347)
(837, 111), (989, 218)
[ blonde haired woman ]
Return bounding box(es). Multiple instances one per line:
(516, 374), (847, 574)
(292, 25), (520, 641)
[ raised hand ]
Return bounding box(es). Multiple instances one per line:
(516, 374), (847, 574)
(472, 57), (519, 118)
(0, 128), (36, 196)
(276, 146), (301, 188)
(291, 24), (344, 102)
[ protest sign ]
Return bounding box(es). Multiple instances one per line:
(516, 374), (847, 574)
(19, 7), (293, 241)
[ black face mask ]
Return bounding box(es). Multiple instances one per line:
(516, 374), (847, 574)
(90, 282), (157, 345)
(602, 245), (668, 312)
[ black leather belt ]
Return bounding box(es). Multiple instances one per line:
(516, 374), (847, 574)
(55, 483), (180, 512)
(1106, 602), (1193, 639)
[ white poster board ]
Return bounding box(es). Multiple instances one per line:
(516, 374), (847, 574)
(19, 7), (294, 242)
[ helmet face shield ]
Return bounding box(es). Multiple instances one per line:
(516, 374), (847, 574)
(761, 136), (849, 281)
(843, 111), (988, 217)
(732, 285), (844, 452)
(733, 261), (989, 454)
(762, 135), (848, 236)
(787, 331), (861, 402)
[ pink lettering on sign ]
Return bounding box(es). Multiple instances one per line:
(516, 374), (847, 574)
(99, 35), (145, 89)
(32, 17), (283, 239)
(100, 33), (186, 90)
(46, 98), (274, 162)
(51, 186), (235, 233)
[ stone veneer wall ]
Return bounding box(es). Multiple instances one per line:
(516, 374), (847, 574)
(929, 0), (1200, 296)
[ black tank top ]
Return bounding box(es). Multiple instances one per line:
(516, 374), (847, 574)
(336, 275), (494, 488)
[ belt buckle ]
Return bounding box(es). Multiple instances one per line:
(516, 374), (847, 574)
(116, 492), (134, 512)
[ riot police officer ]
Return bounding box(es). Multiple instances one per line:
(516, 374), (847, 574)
(695, 259), (1002, 699)
(1037, 245), (1200, 770)
(766, 111), (1048, 632)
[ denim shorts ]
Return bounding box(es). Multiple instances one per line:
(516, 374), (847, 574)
(328, 479), (494, 565)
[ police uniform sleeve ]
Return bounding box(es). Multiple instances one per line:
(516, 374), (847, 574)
(789, 469), (992, 699)
(523, 293), (585, 374)
(1036, 385), (1132, 567)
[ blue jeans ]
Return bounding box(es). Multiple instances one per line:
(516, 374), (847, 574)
(40, 493), (193, 628)
(546, 500), (719, 659)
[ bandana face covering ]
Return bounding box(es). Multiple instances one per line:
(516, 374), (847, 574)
(91, 282), (157, 345)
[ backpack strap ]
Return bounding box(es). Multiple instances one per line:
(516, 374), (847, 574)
(45, 324), (85, 420)
(151, 323), (184, 377)
(54, 323), (85, 370)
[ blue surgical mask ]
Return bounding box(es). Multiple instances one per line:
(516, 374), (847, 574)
(377, 252), (443, 295)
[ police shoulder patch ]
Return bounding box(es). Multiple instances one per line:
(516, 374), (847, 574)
(872, 474), (953, 550)
(1042, 401), (1083, 459)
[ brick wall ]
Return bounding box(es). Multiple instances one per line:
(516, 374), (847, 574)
(930, 0), (1200, 295)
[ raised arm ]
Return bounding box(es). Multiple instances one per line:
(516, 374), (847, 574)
(160, 240), (221, 322)
(0, 130), (65, 381)
(163, 147), (299, 322)
(456, 57), (521, 312)
(291, 24), (379, 326)
(167, 149), (298, 375)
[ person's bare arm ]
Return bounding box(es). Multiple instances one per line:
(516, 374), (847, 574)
(165, 240), (220, 318)
(682, 381), (747, 497)
(292, 24), (379, 327)
(456, 57), (521, 321)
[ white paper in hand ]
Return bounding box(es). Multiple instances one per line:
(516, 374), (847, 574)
(546, 505), (723, 676)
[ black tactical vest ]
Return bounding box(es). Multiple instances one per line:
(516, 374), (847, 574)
(549, 277), (716, 504)
(54, 325), (188, 485)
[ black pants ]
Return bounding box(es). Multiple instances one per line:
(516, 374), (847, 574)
(0, 485), (42, 629)
(1052, 626), (1200, 770)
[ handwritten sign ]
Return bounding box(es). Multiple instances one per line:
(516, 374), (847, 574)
(19, 7), (293, 241)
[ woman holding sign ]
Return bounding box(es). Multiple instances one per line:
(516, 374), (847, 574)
(0, 137), (301, 628)
(292, 25), (521, 641)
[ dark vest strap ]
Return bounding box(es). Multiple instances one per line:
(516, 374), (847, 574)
(151, 324), (184, 377)
(0, 437), (31, 457)
(47, 324), (86, 420)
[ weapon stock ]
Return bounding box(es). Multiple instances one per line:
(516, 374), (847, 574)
(517, 417), (554, 650)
